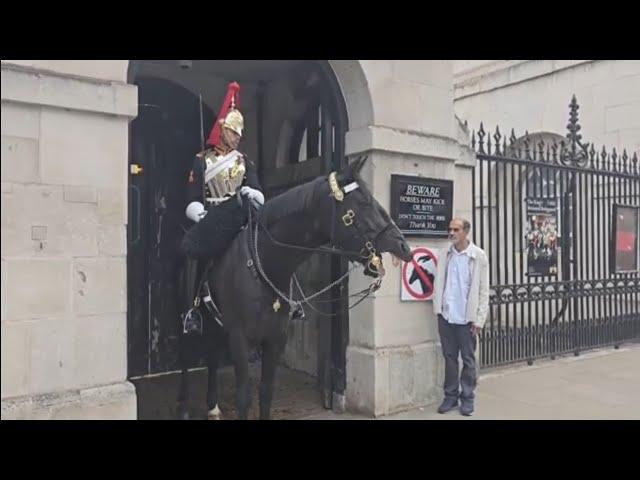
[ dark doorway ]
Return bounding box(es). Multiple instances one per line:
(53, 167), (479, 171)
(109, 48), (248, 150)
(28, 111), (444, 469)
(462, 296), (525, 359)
(126, 61), (349, 418)
(128, 77), (216, 377)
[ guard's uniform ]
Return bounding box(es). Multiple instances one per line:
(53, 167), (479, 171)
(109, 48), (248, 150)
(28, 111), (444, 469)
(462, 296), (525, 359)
(179, 82), (264, 334)
(180, 146), (262, 260)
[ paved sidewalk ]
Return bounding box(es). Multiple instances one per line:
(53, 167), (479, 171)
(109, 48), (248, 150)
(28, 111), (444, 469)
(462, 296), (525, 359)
(300, 343), (640, 420)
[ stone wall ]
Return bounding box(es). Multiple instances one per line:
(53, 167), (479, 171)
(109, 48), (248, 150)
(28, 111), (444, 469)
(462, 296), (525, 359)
(454, 60), (640, 153)
(1, 60), (137, 419)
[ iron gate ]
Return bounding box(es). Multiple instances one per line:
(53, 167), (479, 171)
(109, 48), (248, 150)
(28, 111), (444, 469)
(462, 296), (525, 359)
(472, 96), (639, 368)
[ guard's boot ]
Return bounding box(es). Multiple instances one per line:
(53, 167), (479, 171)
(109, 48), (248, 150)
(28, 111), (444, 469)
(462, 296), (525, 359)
(289, 303), (305, 321)
(181, 256), (203, 335)
(182, 307), (203, 336)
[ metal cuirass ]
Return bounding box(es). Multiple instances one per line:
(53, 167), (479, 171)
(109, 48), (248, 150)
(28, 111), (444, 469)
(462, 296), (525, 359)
(203, 149), (246, 204)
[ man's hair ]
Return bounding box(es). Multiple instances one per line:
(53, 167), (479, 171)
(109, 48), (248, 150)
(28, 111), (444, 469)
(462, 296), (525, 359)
(451, 217), (471, 233)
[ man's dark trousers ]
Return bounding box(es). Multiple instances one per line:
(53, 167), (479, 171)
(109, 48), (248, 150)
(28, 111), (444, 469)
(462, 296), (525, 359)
(438, 314), (477, 403)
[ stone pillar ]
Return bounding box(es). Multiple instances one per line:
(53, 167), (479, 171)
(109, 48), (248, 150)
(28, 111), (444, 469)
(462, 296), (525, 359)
(1, 61), (138, 419)
(334, 61), (475, 417)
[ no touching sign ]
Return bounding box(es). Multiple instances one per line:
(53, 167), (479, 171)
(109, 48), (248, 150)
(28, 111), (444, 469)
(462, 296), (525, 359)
(401, 247), (439, 301)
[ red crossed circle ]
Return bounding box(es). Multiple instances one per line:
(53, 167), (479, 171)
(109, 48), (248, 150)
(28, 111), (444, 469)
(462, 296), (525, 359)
(402, 247), (438, 300)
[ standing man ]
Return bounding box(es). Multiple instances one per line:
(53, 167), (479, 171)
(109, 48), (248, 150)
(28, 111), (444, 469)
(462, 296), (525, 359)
(432, 218), (489, 416)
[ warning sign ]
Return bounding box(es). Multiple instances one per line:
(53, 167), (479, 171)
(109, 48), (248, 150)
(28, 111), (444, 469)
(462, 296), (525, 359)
(401, 247), (440, 301)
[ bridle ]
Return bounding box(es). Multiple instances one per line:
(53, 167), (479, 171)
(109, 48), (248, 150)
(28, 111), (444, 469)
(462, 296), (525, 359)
(246, 171), (394, 317)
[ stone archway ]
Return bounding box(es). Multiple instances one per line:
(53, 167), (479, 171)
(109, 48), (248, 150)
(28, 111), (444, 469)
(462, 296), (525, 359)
(124, 60), (375, 418)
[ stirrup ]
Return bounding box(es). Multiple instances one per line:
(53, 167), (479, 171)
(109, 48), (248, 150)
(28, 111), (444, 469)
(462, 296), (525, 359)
(182, 307), (203, 335)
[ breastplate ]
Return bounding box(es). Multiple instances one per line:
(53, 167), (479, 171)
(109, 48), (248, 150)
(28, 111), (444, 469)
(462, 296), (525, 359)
(203, 149), (246, 203)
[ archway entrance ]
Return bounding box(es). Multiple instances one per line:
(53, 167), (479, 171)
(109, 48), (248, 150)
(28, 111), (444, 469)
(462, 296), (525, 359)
(126, 60), (349, 419)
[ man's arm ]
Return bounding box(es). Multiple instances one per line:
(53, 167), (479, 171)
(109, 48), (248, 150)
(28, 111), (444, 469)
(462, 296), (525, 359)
(474, 253), (490, 331)
(240, 155), (264, 207)
(243, 156), (262, 192)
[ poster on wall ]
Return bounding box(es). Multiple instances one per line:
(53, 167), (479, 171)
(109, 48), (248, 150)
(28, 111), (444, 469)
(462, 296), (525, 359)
(400, 246), (440, 302)
(525, 198), (559, 277)
(611, 204), (639, 274)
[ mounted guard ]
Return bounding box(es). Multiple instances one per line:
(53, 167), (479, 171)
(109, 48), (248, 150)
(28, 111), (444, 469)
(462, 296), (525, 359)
(179, 81), (264, 335)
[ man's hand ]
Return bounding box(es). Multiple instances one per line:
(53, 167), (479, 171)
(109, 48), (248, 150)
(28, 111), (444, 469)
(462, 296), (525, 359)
(239, 186), (264, 208)
(186, 201), (206, 223)
(470, 324), (483, 336)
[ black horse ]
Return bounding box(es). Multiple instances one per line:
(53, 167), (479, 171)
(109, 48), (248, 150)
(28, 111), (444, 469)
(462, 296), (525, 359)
(176, 156), (412, 420)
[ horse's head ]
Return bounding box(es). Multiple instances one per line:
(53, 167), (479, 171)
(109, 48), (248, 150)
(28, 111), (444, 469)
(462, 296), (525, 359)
(325, 156), (412, 277)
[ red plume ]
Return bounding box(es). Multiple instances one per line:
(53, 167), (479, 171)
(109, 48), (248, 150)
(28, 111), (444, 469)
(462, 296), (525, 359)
(206, 82), (241, 147)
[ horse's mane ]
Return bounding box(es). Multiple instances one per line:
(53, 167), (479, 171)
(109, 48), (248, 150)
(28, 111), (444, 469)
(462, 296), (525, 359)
(258, 176), (327, 227)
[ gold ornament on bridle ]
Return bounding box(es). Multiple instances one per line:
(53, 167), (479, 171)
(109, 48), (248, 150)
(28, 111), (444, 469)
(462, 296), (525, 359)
(366, 241), (382, 272)
(328, 172), (344, 202)
(328, 171), (383, 275)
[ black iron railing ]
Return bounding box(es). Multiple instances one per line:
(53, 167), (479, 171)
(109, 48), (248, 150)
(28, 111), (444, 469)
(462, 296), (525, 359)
(471, 96), (640, 367)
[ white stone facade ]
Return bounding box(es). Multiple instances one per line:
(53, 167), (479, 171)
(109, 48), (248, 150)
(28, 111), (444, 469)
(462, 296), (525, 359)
(1, 61), (137, 419)
(453, 60), (640, 153)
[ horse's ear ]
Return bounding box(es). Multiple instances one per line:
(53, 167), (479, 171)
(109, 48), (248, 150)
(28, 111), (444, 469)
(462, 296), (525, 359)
(339, 155), (367, 182)
(352, 155), (368, 176)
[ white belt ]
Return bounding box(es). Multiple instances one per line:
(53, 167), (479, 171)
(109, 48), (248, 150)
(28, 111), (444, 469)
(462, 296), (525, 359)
(205, 194), (235, 205)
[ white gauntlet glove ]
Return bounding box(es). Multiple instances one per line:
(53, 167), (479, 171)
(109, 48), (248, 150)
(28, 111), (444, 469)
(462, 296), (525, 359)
(239, 186), (265, 208)
(185, 201), (207, 223)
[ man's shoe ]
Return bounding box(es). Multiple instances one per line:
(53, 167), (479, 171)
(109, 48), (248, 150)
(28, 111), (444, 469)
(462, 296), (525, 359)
(460, 402), (474, 416)
(437, 398), (459, 414)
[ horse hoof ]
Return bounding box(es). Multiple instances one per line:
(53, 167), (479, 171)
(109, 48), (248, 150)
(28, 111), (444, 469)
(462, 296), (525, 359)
(176, 406), (190, 420)
(207, 405), (223, 420)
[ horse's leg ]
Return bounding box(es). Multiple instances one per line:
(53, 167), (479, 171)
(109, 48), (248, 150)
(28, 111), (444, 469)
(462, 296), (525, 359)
(206, 333), (222, 420)
(259, 334), (287, 420)
(176, 332), (192, 420)
(229, 330), (251, 420)
(176, 255), (199, 420)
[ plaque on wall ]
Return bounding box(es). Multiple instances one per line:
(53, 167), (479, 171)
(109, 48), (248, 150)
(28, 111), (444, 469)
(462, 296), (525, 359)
(390, 175), (453, 237)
